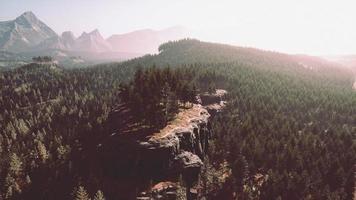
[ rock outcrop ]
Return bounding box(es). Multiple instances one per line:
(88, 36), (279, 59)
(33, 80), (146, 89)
(100, 89), (227, 199)
(137, 181), (178, 200)
(138, 104), (212, 171)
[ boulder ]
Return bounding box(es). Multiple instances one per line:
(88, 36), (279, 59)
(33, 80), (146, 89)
(173, 151), (203, 170)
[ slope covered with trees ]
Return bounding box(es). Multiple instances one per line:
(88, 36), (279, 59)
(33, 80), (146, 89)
(118, 67), (198, 129)
(0, 39), (355, 199)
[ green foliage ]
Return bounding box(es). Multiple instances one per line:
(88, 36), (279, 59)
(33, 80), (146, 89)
(208, 61), (356, 199)
(32, 56), (53, 62)
(118, 67), (198, 129)
(0, 39), (355, 199)
(0, 62), (132, 199)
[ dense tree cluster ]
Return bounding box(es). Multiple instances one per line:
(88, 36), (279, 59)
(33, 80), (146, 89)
(118, 67), (197, 129)
(0, 63), (134, 199)
(207, 61), (356, 199)
(32, 56), (53, 63)
(0, 39), (355, 199)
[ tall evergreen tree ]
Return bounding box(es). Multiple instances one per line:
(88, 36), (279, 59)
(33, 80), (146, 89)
(93, 190), (105, 200)
(74, 186), (90, 200)
(9, 153), (22, 175)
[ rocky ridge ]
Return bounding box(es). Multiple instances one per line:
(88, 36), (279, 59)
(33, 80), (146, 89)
(135, 90), (227, 199)
(0, 11), (57, 52)
(98, 89), (227, 199)
(139, 103), (211, 171)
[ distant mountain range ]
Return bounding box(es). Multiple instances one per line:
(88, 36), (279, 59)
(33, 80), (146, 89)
(0, 11), (57, 52)
(107, 27), (188, 54)
(0, 11), (189, 67)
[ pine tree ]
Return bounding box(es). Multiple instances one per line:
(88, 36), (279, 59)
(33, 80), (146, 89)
(17, 119), (29, 136)
(37, 141), (49, 163)
(5, 185), (13, 199)
(188, 84), (198, 105)
(180, 83), (190, 107)
(93, 190), (105, 200)
(9, 153), (22, 175)
(231, 154), (249, 197)
(74, 186), (90, 200)
(4, 173), (15, 198)
(25, 175), (31, 184)
(166, 90), (179, 121)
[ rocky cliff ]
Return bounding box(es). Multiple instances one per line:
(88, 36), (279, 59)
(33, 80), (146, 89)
(139, 104), (211, 170)
(99, 90), (227, 199)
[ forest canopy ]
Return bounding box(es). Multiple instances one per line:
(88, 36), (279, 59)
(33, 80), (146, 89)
(0, 39), (355, 200)
(118, 67), (198, 129)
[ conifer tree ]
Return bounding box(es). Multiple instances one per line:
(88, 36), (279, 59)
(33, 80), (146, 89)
(232, 154), (249, 196)
(37, 141), (49, 163)
(9, 153), (22, 175)
(93, 190), (105, 200)
(74, 186), (90, 200)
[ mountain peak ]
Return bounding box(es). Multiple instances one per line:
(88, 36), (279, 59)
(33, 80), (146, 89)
(80, 31), (88, 37)
(89, 29), (102, 37)
(74, 29), (111, 52)
(16, 11), (38, 23)
(22, 11), (36, 16)
(0, 11), (57, 52)
(79, 29), (103, 39)
(90, 29), (99, 33)
(60, 31), (76, 48)
(62, 31), (76, 39)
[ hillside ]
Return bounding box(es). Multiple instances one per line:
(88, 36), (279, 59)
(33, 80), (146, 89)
(0, 39), (355, 200)
(114, 39), (354, 89)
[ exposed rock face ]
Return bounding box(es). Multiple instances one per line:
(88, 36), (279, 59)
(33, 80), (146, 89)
(101, 90), (227, 199)
(174, 151), (203, 170)
(200, 89), (227, 115)
(61, 31), (76, 47)
(138, 104), (212, 172)
(73, 29), (112, 52)
(0, 11), (57, 52)
(135, 91), (227, 199)
(137, 181), (178, 200)
(133, 104), (214, 200)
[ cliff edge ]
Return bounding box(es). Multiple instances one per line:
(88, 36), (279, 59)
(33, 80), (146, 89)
(100, 89), (227, 199)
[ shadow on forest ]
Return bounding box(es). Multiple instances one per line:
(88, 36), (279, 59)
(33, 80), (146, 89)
(20, 103), (158, 199)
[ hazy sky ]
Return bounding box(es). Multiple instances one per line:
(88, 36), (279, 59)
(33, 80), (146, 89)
(1, 0), (355, 55)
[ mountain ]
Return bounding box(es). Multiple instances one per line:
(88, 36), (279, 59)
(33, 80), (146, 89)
(0, 11), (57, 52)
(0, 12), (191, 66)
(35, 31), (76, 51)
(107, 26), (188, 54)
(72, 29), (112, 52)
(34, 36), (68, 50)
(61, 31), (76, 47)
